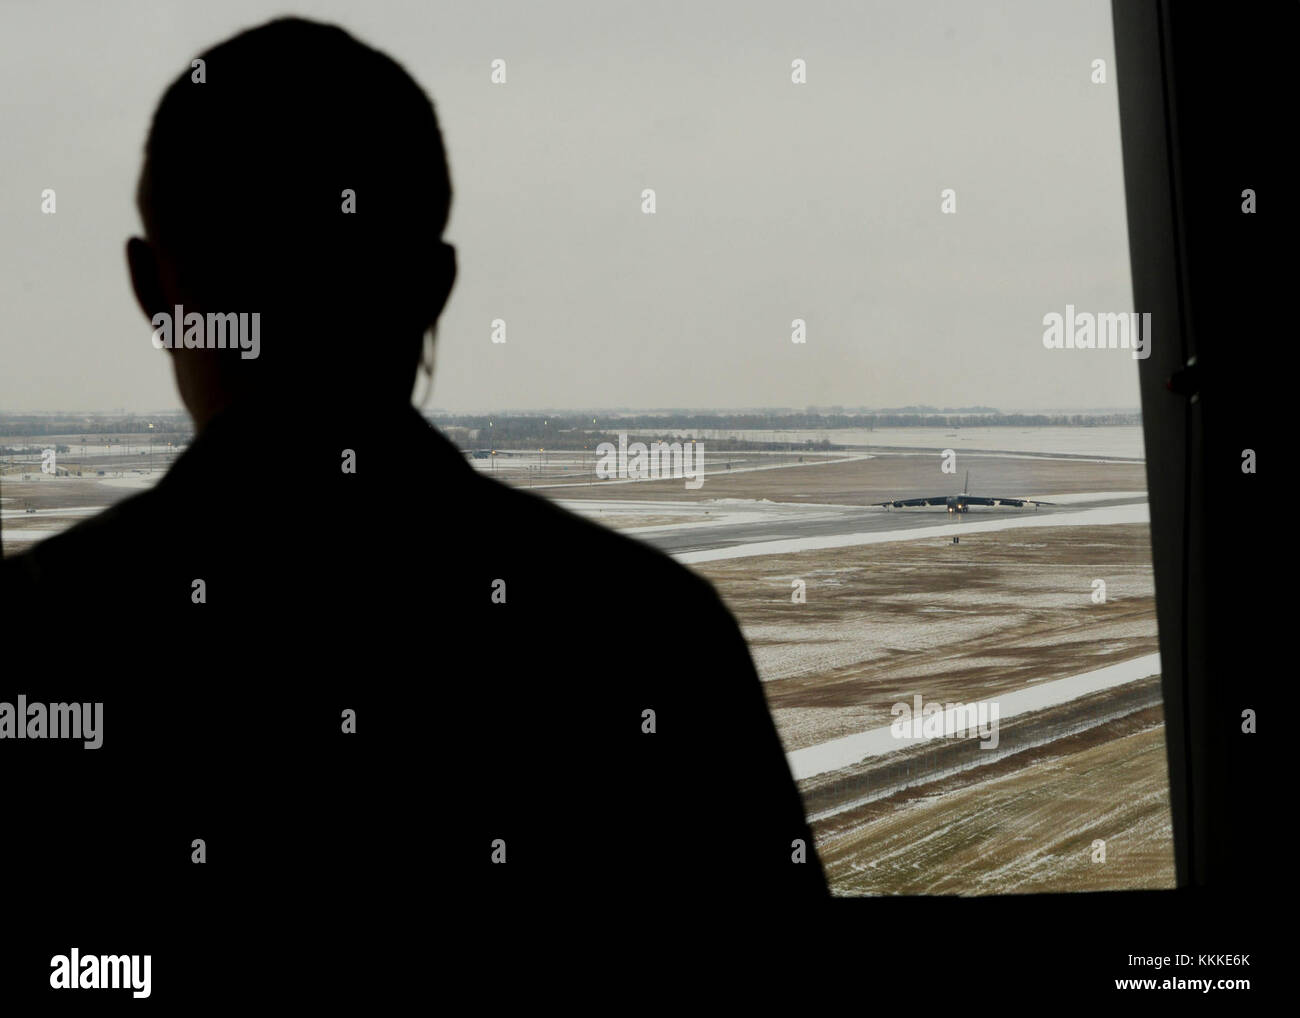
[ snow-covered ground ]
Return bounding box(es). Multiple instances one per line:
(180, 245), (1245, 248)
(557, 497), (858, 533)
(787, 653), (1161, 780)
(1031, 490), (1148, 504)
(623, 425), (1145, 460)
(98, 475), (164, 490)
(0, 506), (103, 518)
(530, 452), (871, 490)
(0, 506), (105, 545)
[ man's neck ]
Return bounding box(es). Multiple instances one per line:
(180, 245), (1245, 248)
(195, 393), (419, 435)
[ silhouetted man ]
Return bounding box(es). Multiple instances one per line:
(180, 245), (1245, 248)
(1, 17), (825, 1001)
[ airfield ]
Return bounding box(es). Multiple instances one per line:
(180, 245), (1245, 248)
(533, 444), (1175, 895)
(2, 431), (1176, 895)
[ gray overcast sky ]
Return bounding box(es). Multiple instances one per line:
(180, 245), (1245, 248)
(0, 0), (1137, 413)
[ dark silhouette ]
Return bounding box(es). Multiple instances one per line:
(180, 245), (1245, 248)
(1, 18), (825, 997)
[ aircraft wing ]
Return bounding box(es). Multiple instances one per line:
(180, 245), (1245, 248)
(875, 495), (952, 507)
(873, 495), (1057, 507)
(964, 495), (1056, 507)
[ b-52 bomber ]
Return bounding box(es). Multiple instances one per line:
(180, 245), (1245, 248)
(875, 471), (1055, 513)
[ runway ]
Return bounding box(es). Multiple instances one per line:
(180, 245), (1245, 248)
(562, 493), (1150, 558)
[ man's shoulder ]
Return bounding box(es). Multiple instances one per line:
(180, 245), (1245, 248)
(1, 487), (162, 594)
(3, 454), (731, 620)
(459, 471), (723, 608)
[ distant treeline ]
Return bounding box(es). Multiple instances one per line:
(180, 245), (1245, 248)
(0, 444), (71, 454)
(0, 409), (1141, 442)
(433, 411), (1142, 450)
(0, 415), (189, 436)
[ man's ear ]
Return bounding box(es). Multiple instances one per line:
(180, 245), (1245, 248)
(126, 237), (168, 324)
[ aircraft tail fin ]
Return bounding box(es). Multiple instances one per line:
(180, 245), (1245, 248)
(964, 469), (970, 495)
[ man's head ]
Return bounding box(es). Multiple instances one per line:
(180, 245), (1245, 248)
(128, 18), (456, 427)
